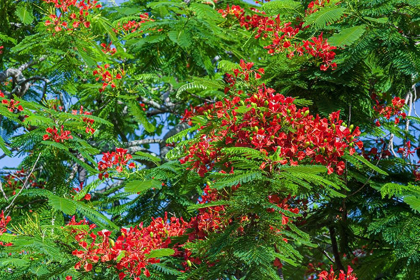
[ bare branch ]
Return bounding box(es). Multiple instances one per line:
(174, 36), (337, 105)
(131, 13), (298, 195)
(125, 139), (163, 147)
(160, 122), (190, 158)
(0, 181), (8, 201)
(4, 152), (42, 216)
(0, 56), (47, 97)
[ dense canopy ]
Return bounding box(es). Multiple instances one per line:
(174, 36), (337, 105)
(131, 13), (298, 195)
(0, 0), (420, 279)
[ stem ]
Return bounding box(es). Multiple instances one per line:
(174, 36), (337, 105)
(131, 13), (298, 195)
(4, 152), (42, 216)
(329, 226), (345, 271)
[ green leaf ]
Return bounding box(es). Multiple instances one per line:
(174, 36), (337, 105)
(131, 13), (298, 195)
(116, 251), (126, 262)
(188, 200), (230, 211)
(73, 200), (119, 230)
(282, 165), (327, 174)
(48, 195), (76, 215)
(146, 248), (175, 259)
(42, 141), (69, 151)
(24, 115), (54, 126)
(404, 196), (420, 213)
(177, 82), (207, 97)
(328, 25), (366, 47)
(134, 151), (161, 165)
(364, 17), (388, 24)
(168, 30), (192, 48)
(0, 136), (11, 156)
(0, 33), (17, 45)
(125, 179), (162, 193)
(15, 4), (34, 25)
(343, 153), (388, 175)
(304, 7), (346, 28)
(263, 0), (302, 15)
(235, 106), (251, 114)
(126, 101), (156, 133)
(0, 258), (30, 267)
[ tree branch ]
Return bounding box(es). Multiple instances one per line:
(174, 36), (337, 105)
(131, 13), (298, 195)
(4, 152), (42, 216)
(329, 226), (345, 271)
(160, 122), (190, 158)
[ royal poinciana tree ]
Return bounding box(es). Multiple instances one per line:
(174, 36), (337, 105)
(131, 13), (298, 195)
(0, 0), (419, 279)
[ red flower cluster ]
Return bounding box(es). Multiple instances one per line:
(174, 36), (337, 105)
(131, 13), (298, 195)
(218, 5), (244, 18)
(301, 33), (337, 71)
(98, 148), (135, 179)
(0, 91), (23, 112)
(68, 181), (304, 277)
(180, 65), (361, 176)
(43, 0), (101, 32)
(305, 261), (326, 280)
(218, 5), (337, 70)
(113, 13), (154, 34)
(231, 59), (265, 82)
(68, 214), (188, 279)
(188, 185), (226, 240)
(0, 211), (11, 236)
(267, 194), (299, 225)
(0, 46), (3, 54)
(66, 216), (96, 239)
(43, 125), (73, 142)
(72, 106), (95, 134)
(306, 0), (331, 15)
(100, 42), (117, 55)
(318, 265), (358, 280)
(372, 94), (406, 126)
(93, 64), (124, 93)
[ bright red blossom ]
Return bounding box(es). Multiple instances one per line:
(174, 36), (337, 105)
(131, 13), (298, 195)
(180, 66), (361, 176)
(0, 91), (23, 112)
(42, 0), (101, 33)
(372, 94), (406, 126)
(93, 64), (125, 93)
(72, 106), (95, 134)
(0, 211), (11, 235)
(43, 126), (73, 142)
(98, 148), (135, 179)
(318, 265), (358, 280)
(68, 214), (188, 278)
(100, 42), (117, 55)
(218, 5), (337, 70)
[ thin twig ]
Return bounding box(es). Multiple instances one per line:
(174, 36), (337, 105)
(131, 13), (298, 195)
(405, 90), (412, 134)
(413, 84), (419, 118)
(348, 153), (383, 197)
(322, 250), (335, 263)
(388, 133), (398, 157)
(4, 153), (42, 216)
(0, 181), (8, 201)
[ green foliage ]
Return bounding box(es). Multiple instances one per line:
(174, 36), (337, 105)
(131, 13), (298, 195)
(328, 25), (366, 47)
(0, 0), (419, 279)
(304, 7), (347, 29)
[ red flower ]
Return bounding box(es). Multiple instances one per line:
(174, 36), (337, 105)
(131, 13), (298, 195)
(43, 126), (73, 143)
(0, 211), (11, 235)
(98, 148), (134, 179)
(180, 70), (362, 177)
